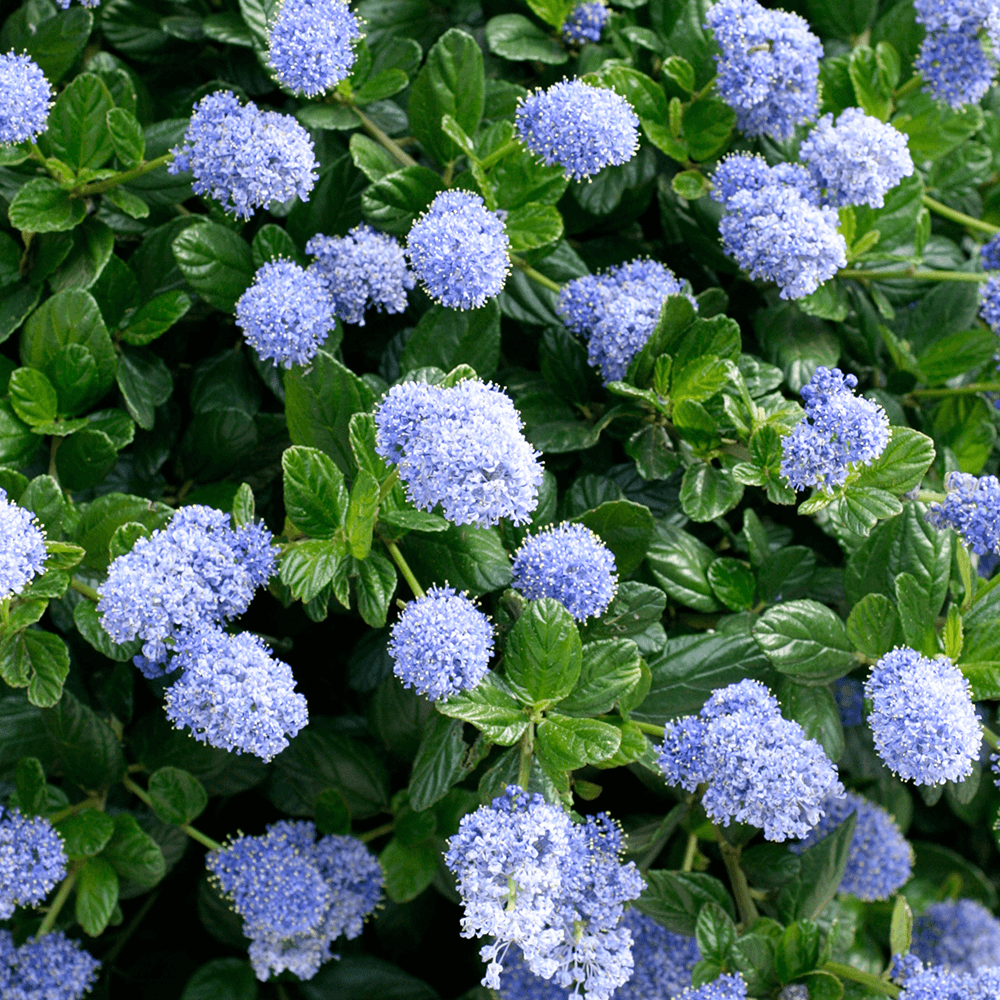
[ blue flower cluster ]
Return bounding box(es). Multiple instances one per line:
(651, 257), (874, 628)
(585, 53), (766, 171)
(799, 109), (914, 209)
(207, 821), (383, 981)
(511, 522), (618, 621)
(169, 91), (318, 219)
(0, 52), (54, 146)
(865, 648), (981, 786)
(0, 931), (100, 1000)
(307, 224), (415, 325)
(235, 259), (336, 368)
(704, 0), (822, 140)
(927, 472), (1000, 554)
(388, 585), (494, 701)
(780, 367), (890, 492)
(912, 899), (1000, 975)
(406, 190), (510, 309)
(445, 786), (645, 1000)
(677, 974), (747, 1000)
(0, 809), (66, 918)
(790, 791), (913, 901)
(893, 956), (1000, 1000)
(516, 79), (639, 181)
(980, 274), (1000, 331)
(981, 233), (1000, 270)
(98, 504), (275, 674)
(557, 258), (696, 383)
(267, 0), (362, 97)
(711, 154), (847, 300)
(833, 677), (865, 728)
(658, 679), (844, 841)
(562, 1), (610, 44)
(164, 627), (308, 761)
(0, 488), (47, 602)
(914, 0), (1000, 108)
(374, 379), (543, 526)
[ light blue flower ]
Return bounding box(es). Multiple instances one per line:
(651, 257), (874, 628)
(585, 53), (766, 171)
(0, 809), (66, 918)
(0, 488), (47, 602)
(0, 52), (54, 146)
(267, 0), (362, 97)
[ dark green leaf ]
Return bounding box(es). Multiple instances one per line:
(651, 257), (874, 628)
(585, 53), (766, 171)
(636, 870), (737, 936)
(182, 959), (259, 1000)
(353, 551), (397, 627)
(504, 598), (583, 707)
(314, 788), (351, 836)
(645, 521), (721, 613)
(853, 427), (935, 495)
(778, 677), (845, 762)
(379, 837), (438, 903)
(401, 523), (511, 597)
(408, 716), (466, 812)
(8, 178), (87, 234)
(26, 7), (94, 83)
(845, 593), (902, 658)
(557, 639), (643, 716)
(401, 301), (500, 378)
(8, 368), (58, 426)
(346, 469), (380, 560)
(282, 445), (349, 538)
(680, 465), (744, 523)
(695, 902), (738, 963)
(534, 714), (622, 771)
(361, 166), (447, 236)
(45, 74), (115, 172)
(504, 203), (564, 253)
(73, 599), (142, 662)
(55, 429), (118, 491)
(48, 218), (115, 293)
(0, 630), (70, 708)
(485, 14), (567, 64)
(752, 600), (855, 684)
(75, 855), (120, 936)
(15, 756), (46, 816)
(119, 290), (191, 346)
(437, 673), (528, 744)
(775, 814), (857, 923)
(106, 107), (145, 168)
(280, 538), (349, 603)
(56, 809), (115, 858)
(707, 557), (756, 612)
(42, 689), (127, 789)
(171, 222), (254, 313)
(572, 500), (654, 576)
(148, 766), (209, 825)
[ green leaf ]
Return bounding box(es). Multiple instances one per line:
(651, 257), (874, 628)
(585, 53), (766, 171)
(752, 600), (855, 684)
(775, 920), (823, 983)
(361, 165), (447, 236)
(0, 282), (42, 347)
(354, 68), (410, 104)
(353, 551), (397, 627)
(171, 222), (254, 313)
(852, 174), (924, 254)
(148, 766), (209, 825)
(636, 870), (737, 936)
(75, 855), (120, 936)
(485, 14), (567, 64)
(346, 470), (380, 561)
(8, 368), (58, 426)
(645, 521), (721, 613)
(15, 757), (46, 816)
(0, 630), (70, 708)
(916, 328), (999, 384)
(55, 428), (118, 491)
(56, 809), (115, 858)
(775, 814), (857, 923)
(931, 395), (995, 475)
(349, 133), (401, 183)
(8, 178), (87, 234)
(672, 170), (711, 200)
(285, 350), (375, 474)
(250, 223), (302, 270)
(400, 522), (511, 597)
(890, 893), (913, 958)
(845, 593), (903, 658)
(504, 598), (583, 707)
(848, 45), (893, 121)
(400, 300), (500, 378)
(46, 74), (116, 172)
(504, 202), (564, 253)
(408, 715), (466, 812)
(282, 445), (349, 538)
(73, 599), (142, 662)
(778, 677), (845, 762)
(280, 538), (349, 603)
(119, 290), (192, 346)
(695, 902), (738, 964)
(573, 500), (654, 576)
(707, 557), (756, 612)
(26, 7), (94, 83)
(853, 427), (935, 495)
(627, 296), (699, 388)
(535, 714), (622, 772)
(579, 581), (666, 646)
(181, 959), (259, 1000)
(106, 107), (145, 169)
(314, 787), (351, 836)
(557, 639), (643, 715)
(408, 28), (485, 167)
(41, 689), (127, 790)
(48, 218), (115, 293)
(116, 346), (173, 430)
(437, 673), (528, 744)
(379, 836), (438, 903)
(296, 104), (361, 131)
(682, 98), (737, 161)
(680, 465), (744, 523)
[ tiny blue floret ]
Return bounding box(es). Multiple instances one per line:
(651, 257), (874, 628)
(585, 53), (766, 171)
(912, 898), (1000, 975)
(511, 522), (618, 621)
(0, 808), (67, 919)
(406, 190), (510, 310)
(0, 52), (54, 146)
(927, 472), (1000, 554)
(865, 647), (981, 786)
(516, 79), (639, 181)
(0, 488), (47, 602)
(267, 0), (362, 97)
(307, 224), (414, 325)
(0, 930), (101, 1000)
(169, 91), (318, 219)
(236, 258), (336, 369)
(388, 585), (494, 702)
(562, 1), (610, 44)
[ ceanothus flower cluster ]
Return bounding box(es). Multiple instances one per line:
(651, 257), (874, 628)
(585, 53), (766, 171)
(164, 626), (308, 761)
(97, 504), (276, 675)
(208, 821), (383, 981)
(388, 585), (494, 701)
(516, 79), (639, 181)
(892, 955), (1000, 1000)
(0, 930), (100, 1000)
(406, 190), (510, 309)
(865, 648), (981, 786)
(927, 472), (1000, 554)
(374, 379), (543, 527)
(981, 233), (1000, 270)
(914, 0), (1000, 108)
(780, 366), (890, 492)
(704, 0), (822, 140)
(0, 52), (54, 146)
(307, 224), (415, 325)
(799, 108), (914, 209)
(169, 91), (318, 219)
(511, 522), (618, 621)
(445, 786), (645, 1000)
(0, 809), (67, 918)
(0, 488), (47, 602)
(711, 154), (847, 300)
(912, 899), (1000, 975)
(562, 1), (610, 44)
(235, 259), (336, 368)
(658, 679), (844, 841)
(790, 791), (913, 901)
(557, 258), (697, 383)
(267, 0), (362, 97)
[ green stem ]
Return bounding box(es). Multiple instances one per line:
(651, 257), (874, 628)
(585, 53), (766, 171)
(894, 73), (923, 100)
(478, 137), (521, 171)
(353, 106), (417, 169)
(122, 776), (223, 851)
(823, 962), (900, 998)
(72, 152), (173, 197)
(982, 726), (1000, 752)
(70, 579), (100, 602)
(634, 720), (665, 738)
(358, 821), (395, 844)
(512, 256), (562, 293)
(517, 722), (535, 789)
(383, 539), (425, 599)
(922, 195), (1000, 235)
(692, 73), (717, 102)
(909, 382), (1000, 398)
(681, 831), (698, 872)
(36, 864), (79, 937)
(378, 467), (400, 503)
(916, 490), (946, 503)
(716, 830), (758, 927)
(839, 268), (987, 282)
(46, 796), (103, 825)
